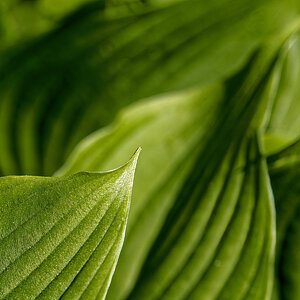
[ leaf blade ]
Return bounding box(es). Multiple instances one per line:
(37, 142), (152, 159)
(0, 149), (140, 299)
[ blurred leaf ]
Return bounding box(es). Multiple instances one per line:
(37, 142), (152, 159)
(129, 135), (275, 300)
(57, 84), (223, 298)
(268, 138), (300, 174)
(125, 48), (279, 300)
(279, 206), (300, 300)
(0, 149), (140, 299)
(57, 38), (283, 299)
(265, 36), (300, 299)
(267, 140), (300, 300)
(0, 0), (55, 51)
(0, 0), (106, 51)
(0, 0), (299, 175)
(37, 0), (103, 19)
(265, 34), (300, 155)
(0, 0), (299, 299)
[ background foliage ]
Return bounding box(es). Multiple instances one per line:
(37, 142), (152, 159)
(0, 0), (299, 299)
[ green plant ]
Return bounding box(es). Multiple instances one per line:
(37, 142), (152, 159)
(0, 0), (299, 299)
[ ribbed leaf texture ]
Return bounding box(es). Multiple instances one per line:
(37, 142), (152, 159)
(0, 149), (140, 299)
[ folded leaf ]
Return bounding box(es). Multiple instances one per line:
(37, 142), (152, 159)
(129, 135), (275, 300)
(0, 149), (140, 299)
(265, 34), (300, 155)
(126, 46), (278, 298)
(264, 36), (300, 298)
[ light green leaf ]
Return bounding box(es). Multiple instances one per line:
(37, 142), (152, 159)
(57, 40), (282, 299)
(268, 138), (300, 174)
(265, 34), (300, 155)
(0, 148), (140, 299)
(260, 34), (300, 300)
(57, 84), (223, 299)
(263, 34), (300, 299)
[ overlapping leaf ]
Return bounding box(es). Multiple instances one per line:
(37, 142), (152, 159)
(265, 34), (300, 155)
(124, 49), (279, 300)
(266, 140), (300, 300)
(129, 135), (275, 300)
(57, 84), (223, 298)
(0, 149), (140, 299)
(264, 35), (300, 300)
(55, 36), (287, 299)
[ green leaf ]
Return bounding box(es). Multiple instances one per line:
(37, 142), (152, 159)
(0, 0), (299, 176)
(279, 206), (300, 300)
(0, 0), (54, 52)
(265, 34), (300, 155)
(56, 84), (224, 299)
(0, 1), (299, 300)
(129, 135), (275, 300)
(57, 41), (282, 299)
(37, 0), (104, 19)
(268, 138), (300, 174)
(271, 171), (300, 300)
(0, 148), (140, 299)
(267, 141), (300, 300)
(264, 36), (300, 299)
(123, 45), (279, 298)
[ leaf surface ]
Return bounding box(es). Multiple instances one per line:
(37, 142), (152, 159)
(57, 39), (283, 299)
(57, 84), (223, 298)
(0, 149), (140, 299)
(125, 46), (279, 298)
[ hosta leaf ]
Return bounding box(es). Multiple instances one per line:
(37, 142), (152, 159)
(57, 39), (283, 299)
(129, 135), (275, 300)
(0, 149), (140, 299)
(268, 138), (300, 174)
(264, 35), (300, 298)
(57, 84), (223, 299)
(125, 45), (279, 298)
(0, 0), (299, 176)
(265, 34), (300, 154)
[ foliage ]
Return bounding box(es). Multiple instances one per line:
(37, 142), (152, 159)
(0, 0), (299, 299)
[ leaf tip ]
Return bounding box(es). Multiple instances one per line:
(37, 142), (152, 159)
(125, 146), (142, 176)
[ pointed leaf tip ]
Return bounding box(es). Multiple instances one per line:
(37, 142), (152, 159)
(129, 147), (142, 170)
(0, 150), (141, 299)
